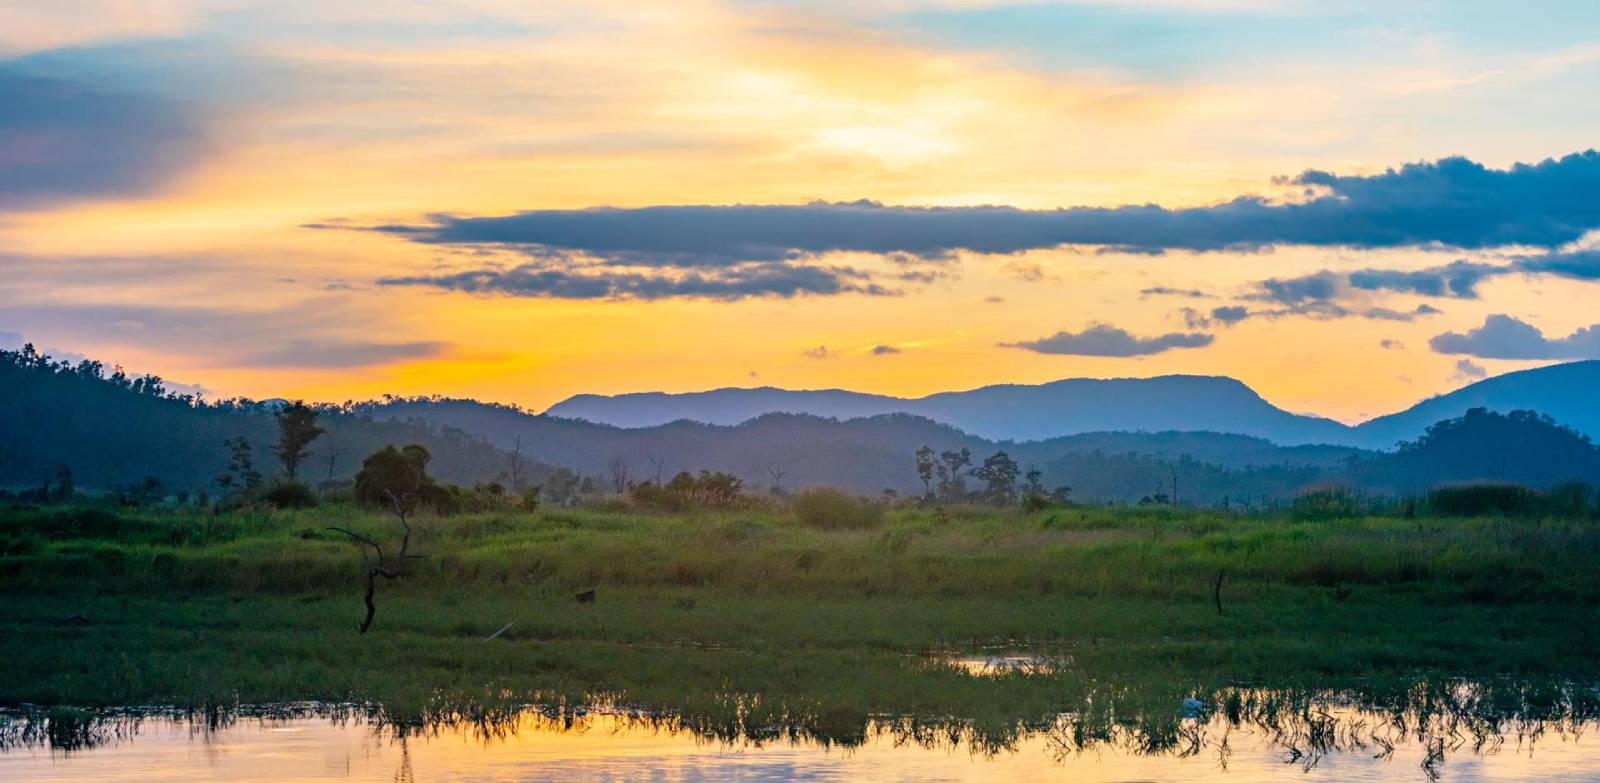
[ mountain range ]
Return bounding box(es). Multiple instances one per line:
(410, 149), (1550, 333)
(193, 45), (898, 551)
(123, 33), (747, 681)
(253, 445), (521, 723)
(547, 361), (1600, 450)
(7, 343), (1600, 503)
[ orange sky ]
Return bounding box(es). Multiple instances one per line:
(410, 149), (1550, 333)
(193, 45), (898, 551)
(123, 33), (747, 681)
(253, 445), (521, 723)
(3, 1), (1600, 423)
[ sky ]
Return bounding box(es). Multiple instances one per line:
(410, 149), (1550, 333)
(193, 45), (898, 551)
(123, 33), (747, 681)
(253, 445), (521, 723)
(2, 1), (1600, 423)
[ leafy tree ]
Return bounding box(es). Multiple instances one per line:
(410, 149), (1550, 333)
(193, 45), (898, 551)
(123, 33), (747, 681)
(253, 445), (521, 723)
(914, 446), (935, 497)
(272, 401), (324, 482)
(354, 444), (435, 512)
(936, 448), (972, 501)
(49, 465), (75, 502)
(972, 450), (1021, 504)
(217, 437), (262, 497)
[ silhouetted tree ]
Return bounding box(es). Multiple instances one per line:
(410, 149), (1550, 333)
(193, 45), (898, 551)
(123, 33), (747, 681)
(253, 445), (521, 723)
(49, 465), (74, 502)
(217, 437), (262, 497)
(607, 456), (630, 493)
(507, 436), (527, 492)
(915, 446), (935, 497)
(272, 401), (324, 481)
(936, 448), (972, 500)
(353, 444), (433, 511)
(972, 450), (1021, 504)
(334, 444), (435, 633)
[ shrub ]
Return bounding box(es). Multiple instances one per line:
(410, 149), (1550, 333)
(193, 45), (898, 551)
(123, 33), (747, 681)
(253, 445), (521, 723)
(1427, 483), (1541, 517)
(1291, 487), (1361, 520)
(792, 488), (884, 530)
(1546, 482), (1596, 518)
(262, 481), (318, 509)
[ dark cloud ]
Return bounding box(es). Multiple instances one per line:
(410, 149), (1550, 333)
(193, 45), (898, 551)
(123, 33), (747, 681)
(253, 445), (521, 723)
(1347, 260), (1502, 298)
(1253, 250), (1600, 311)
(1429, 314), (1600, 360)
(0, 68), (207, 208)
(1380, 339), (1405, 350)
(341, 151), (1600, 263)
(1003, 324), (1213, 357)
(870, 344), (901, 355)
(378, 263), (894, 301)
(1517, 248), (1600, 280)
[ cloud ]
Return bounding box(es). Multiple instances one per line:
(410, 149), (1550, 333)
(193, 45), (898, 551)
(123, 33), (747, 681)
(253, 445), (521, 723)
(378, 262), (894, 301)
(342, 150), (1600, 263)
(1212, 297), (1437, 324)
(1346, 261), (1502, 299)
(1257, 270), (1344, 304)
(1380, 339), (1405, 350)
(1003, 323), (1213, 357)
(801, 345), (832, 360)
(1178, 304), (1248, 329)
(1252, 250), (1600, 311)
(0, 68), (207, 209)
(1210, 305), (1250, 325)
(870, 344), (901, 355)
(1429, 314), (1600, 360)
(1517, 248), (1600, 280)
(0, 329), (21, 349)
(1141, 286), (1211, 298)
(1452, 359), (1489, 381)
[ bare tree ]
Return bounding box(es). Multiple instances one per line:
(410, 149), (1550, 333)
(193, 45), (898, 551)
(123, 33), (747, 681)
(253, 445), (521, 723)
(328, 490), (420, 634)
(323, 443), (349, 483)
(607, 456), (630, 493)
(330, 446), (429, 633)
(768, 464), (786, 494)
(646, 455), (665, 484)
(507, 436), (527, 492)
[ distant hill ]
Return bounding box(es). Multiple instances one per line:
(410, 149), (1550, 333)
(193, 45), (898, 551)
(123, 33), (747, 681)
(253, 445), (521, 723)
(549, 375), (1353, 446)
(370, 397), (1367, 501)
(1351, 361), (1600, 449)
(550, 362), (1600, 450)
(1349, 408), (1600, 495)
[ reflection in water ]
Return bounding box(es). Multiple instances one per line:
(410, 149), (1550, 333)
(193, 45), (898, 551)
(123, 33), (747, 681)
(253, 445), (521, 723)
(2, 681), (1599, 781)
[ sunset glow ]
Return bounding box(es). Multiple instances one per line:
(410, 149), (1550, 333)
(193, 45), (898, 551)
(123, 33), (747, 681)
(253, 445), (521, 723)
(5, 1), (1600, 421)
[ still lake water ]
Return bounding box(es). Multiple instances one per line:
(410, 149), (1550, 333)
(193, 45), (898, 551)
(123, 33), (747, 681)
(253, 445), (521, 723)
(3, 705), (1598, 782)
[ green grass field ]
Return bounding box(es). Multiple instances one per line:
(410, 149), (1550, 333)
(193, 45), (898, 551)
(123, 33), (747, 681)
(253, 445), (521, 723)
(4, 501), (1599, 748)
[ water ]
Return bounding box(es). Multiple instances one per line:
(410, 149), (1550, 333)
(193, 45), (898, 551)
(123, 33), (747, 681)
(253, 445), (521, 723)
(4, 697), (1598, 782)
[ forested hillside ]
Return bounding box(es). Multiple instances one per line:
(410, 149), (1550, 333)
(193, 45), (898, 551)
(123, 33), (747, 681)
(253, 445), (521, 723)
(0, 345), (543, 494)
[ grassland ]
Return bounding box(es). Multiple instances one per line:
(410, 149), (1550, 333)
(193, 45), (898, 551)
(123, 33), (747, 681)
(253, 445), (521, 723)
(3, 501), (1600, 747)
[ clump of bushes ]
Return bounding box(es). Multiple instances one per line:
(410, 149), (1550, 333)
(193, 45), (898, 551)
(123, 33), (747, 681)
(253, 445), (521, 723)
(1427, 483), (1541, 516)
(261, 481), (317, 509)
(792, 488), (884, 530)
(630, 470), (750, 511)
(1291, 487), (1363, 520)
(1424, 482), (1595, 517)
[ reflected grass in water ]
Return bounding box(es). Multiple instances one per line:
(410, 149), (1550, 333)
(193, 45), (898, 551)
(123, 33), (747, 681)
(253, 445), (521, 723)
(5, 678), (1599, 782)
